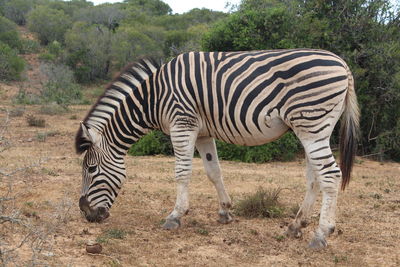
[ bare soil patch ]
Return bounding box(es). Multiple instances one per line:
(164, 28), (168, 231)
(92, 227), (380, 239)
(0, 104), (399, 266)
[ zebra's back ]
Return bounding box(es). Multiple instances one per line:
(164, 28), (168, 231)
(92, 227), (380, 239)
(161, 49), (349, 146)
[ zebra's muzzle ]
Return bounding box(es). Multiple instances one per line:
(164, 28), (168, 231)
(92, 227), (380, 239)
(79, 196), (110, 222)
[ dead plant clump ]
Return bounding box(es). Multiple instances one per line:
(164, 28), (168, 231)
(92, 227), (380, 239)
(26, 114), (45, 127)
(234, 187), (285, 218)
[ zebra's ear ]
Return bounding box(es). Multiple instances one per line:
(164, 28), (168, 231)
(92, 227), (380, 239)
(75, 122), (101, 154)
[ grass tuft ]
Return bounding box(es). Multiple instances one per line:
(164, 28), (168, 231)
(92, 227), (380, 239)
(234, 187), (284, 218)
(96, 228), (127, 244)
(26, 115), (45, 127)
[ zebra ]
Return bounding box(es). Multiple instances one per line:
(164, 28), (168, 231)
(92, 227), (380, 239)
(75, 49), (359, 249)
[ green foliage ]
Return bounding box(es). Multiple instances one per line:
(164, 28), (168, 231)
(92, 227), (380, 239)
(234, 187), (285, 218)
(27, 6), (72, 45)
(203, 4), (296, 51)
(3, 0), (33, 25)
(46, 0), (93, 16)
(73, 5), (125, 31)
(38, 52), (56, 62)
(124, 0), (172, 16)
(112, 26), (162, 68)
(20, 38), (40, 54)
(128, 130), (300, 163)
(39, 63), (84, 105)
(96, 228), (127, 243)
(0, 16), (22, 51)
(216, 132), (301, 163)
(203, 0), (400, 161)
(65, 22), (112, 82)
(129, 130), (174, 156)
(0, 42), (24, 81)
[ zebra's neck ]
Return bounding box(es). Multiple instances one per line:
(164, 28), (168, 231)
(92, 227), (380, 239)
(83, 59), (161, 156)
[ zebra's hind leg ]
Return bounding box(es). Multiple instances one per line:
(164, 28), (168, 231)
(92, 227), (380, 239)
(301, 139), (341, 249)
(286, 156), (319, 238)
(196, 137), (232, 224)
(162, 128), (198, 230)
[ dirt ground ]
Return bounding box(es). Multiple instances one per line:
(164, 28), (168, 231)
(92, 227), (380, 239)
(0, 97), (399, 267)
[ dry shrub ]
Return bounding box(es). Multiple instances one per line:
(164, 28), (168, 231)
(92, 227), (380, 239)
(9, 106), (25, 117)
(26, 115), (45, 127)
(234, 187), (284, 218)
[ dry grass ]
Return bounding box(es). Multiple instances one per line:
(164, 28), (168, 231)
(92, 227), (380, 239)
(26, 114), (45, 127)
(234, 187), (284, 218)
(0, 104), (399, 266)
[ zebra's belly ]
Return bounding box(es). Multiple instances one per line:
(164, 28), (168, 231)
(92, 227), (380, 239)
(206, 116), (290, 146)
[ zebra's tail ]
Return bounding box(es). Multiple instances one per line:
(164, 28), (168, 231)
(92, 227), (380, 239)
(339, 67), (360, 190)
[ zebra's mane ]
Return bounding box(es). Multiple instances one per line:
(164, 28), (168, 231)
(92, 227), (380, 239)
(75, 58), (161, 154)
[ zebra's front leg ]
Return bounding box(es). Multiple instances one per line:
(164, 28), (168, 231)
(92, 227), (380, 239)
(303, 140), (341, 249)
(286, 156), (319, 238)
(162, 128), (198, 230)
(196, 137), (232, 224)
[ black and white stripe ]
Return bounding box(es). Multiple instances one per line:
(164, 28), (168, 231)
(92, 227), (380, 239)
(76, 49), (359, 248)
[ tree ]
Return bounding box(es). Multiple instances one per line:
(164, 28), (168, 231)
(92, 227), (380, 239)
(3, 0), (33, 25)
(73, 5), (126, 32)
(112, 26), (162, 68)
(65, 22), (113, 82)
(0, 42), (25, 81)
(0, 16), (22, 51)
(27, 6), (72, 45)
(202, 0), (400, 160)
(123, 0), (172, 16)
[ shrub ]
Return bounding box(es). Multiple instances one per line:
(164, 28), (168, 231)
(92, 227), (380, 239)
(26, 114), (45, 127)
(20, 38), (40, 54)
(129, 130), (174, 156)
(13, 87), (40, 104)
(234, 187), (285, 218)
(9, 106), (25, 117)
(3, 0), (33, 25)
(128, 131), (301, 163)
(39, 63), (84, 105)
(0, 16), (22, 51)
(216, 132), (301, 163)
(0, 42), (25, 81)
(38, 52), (56, 62)
(27, 6), (72, 45)
(65, 22), (113, 83)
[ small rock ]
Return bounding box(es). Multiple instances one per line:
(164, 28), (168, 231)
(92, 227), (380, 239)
(86, 241), (102, 254)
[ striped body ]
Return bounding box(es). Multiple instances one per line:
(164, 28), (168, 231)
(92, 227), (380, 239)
(76, 49), (359, 248)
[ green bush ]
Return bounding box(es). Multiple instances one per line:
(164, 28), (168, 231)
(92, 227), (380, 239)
(0, 42), (25, 81)
(65, 22), (112, 83)
(27, 6), (72, 45)
(38, 52), (56, 62)
(39, 63), (84, 105)
(129, 130), (174, 156)
(20, 38), (40, 54)
(0, 16), (22, 51)
(216, 132), (301, 163)
(3, 0), (32, 25)
(128, 130), (301, 163)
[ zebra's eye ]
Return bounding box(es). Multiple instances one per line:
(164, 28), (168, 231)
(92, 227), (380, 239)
(88, 166), (97, 173)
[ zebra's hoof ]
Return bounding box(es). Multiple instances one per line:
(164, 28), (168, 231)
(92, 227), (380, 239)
(308, 236), (327, 249)
(162, 218), (181, 230)
(285, 224), (303, 238)
(217, 211), (233, 224)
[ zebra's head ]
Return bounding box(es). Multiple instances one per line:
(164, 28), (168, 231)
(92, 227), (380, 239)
(76, 123), (126, 222)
